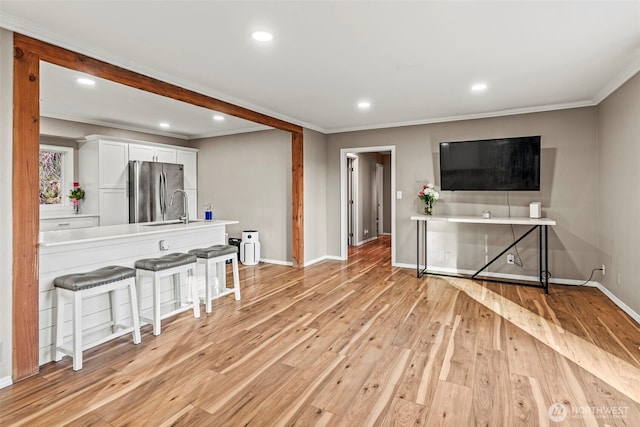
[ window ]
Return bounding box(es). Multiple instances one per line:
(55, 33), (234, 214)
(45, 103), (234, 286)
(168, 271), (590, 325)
(39, 144), (74, 209)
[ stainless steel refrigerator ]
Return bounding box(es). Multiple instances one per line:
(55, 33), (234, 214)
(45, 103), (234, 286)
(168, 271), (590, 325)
(129, 161), (185, 223)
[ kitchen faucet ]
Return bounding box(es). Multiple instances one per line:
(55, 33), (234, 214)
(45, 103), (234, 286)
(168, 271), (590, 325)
(170, 189), (189, 224)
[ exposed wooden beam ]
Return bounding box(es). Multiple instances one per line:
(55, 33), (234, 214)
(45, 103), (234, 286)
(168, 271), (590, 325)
(291, 132), (304, 267)
(12, 43), (41, 381)
(14, 34), (303, 135)
(12, 33), (306, 380)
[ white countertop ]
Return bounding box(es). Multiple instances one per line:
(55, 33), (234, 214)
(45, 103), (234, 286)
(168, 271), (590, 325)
(410, 215), (556, 226)
(40, 219), (238, 247)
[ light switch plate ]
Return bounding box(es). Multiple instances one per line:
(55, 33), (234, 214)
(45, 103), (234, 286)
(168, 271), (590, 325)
(396, 191), (403, 199)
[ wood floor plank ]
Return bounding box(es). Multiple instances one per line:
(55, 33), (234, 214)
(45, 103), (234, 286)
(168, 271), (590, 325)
(3, 236), (640, 426)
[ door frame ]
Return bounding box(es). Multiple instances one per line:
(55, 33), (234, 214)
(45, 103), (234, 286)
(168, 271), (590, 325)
(340, 146), (395, 262)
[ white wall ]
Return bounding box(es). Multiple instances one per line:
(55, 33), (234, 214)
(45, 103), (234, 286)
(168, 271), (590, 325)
(327, 108), (600, 281)
(0, 28), (13, 385)
(303, 129), (328, 265)
(598, 71), (640, 316)
(191, 129), (292, 263)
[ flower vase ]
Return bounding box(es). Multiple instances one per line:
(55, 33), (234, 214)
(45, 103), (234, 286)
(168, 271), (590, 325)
(424, 201), (433, 215)
(73, 200), (80, 214)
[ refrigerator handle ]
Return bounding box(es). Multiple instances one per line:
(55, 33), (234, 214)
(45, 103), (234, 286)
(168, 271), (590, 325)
(161, 171), (167, 215)
(159, 172), (164, 216)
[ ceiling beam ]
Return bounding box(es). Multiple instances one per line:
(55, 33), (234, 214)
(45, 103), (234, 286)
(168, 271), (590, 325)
(14, 33), (303, 134)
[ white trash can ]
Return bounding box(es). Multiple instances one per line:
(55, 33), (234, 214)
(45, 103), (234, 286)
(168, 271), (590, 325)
(240, 230), (261, 265)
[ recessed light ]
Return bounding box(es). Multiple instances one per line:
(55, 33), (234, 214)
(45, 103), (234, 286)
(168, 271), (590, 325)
(213, 115), (225, 121)
(471, 83), (488, 92)
(159, 122), (170, 129)
(251, 30), (273, 42)
(76, 77), (95, 86)
(357, 101), (371, 109)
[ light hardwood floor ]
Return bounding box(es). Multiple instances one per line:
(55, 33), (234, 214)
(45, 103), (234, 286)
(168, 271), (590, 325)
(2, 236), (640, 426)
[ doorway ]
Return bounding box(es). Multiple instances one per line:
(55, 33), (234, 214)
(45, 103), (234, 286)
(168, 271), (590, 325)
(340, 146), (396, 263)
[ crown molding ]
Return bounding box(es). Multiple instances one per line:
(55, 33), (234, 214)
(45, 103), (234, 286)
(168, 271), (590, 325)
(592, 52), (640, 104)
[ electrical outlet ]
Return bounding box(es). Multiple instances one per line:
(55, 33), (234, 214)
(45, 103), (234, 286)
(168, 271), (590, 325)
(602, 264), (606, 276)
(507, 254), (515, 265)
(364, 229), (369, 236)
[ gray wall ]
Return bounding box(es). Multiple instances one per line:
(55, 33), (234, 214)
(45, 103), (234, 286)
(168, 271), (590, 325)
(598, 71), (640, 315)
(0, 28), (13, 384)
(303, 129), (328, 264)
(191, 129), (292, 263)
(328, 108), (600, 281)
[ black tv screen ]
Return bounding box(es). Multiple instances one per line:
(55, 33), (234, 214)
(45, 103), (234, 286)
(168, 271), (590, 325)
(439, 136), (541, 191)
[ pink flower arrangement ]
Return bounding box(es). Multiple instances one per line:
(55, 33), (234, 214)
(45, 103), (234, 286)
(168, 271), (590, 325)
(417, 183), (439, 204)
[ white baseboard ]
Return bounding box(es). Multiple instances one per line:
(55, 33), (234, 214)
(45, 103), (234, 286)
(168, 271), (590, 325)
(259, 258), (293, 267)
(325, 255), (346, 261)
(595, 283), (640, 325)
(0, 376), (12, 389)
(304, 256), (329, 267)
(380, 232), (392, 236)
(354, 236), (378, 246)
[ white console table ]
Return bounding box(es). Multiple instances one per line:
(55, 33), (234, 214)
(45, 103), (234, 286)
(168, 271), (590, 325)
(410, 215), (557, 293)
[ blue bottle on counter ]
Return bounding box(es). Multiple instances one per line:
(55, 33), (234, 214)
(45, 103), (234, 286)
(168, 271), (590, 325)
(204, 203), (214, 221)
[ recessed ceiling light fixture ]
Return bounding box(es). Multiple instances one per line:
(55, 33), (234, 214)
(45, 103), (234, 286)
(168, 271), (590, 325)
(213, 115), (225, 121)
(357, 101), (371, 109)
(251, 30), (273, 42)
(471, 82), (488, 92)
(76, 77), (95, 86)
(159, 122), (171, 129)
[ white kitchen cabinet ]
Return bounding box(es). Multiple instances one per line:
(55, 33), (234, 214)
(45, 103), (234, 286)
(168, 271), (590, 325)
(99, 189), (129, 226)
(177, 149), (197, 190)
(98, 140), (129, 188)
(129, 143), (177, 163)
(40, 215), (100, 231)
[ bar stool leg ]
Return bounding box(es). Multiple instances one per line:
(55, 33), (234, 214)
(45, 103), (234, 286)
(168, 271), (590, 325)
(109, 288), (120, 334)
(72, 291), (83, 371)
(127, 278), (142, 344)
(153, 271), (162, 336)
(54, 289), (65, 362)
(232, 256), (241, 301)
(204, 260), (213, 313)
(190, 265), (200, 318)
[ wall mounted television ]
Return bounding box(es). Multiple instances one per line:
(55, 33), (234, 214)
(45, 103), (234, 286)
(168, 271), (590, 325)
(439, 136), (541, 191)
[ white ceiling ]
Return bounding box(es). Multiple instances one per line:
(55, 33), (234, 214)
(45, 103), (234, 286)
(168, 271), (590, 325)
(2, 1), (639, 137)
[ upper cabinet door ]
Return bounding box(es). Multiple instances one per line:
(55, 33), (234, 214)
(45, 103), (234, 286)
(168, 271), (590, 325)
(99, 140), (129, 188)
(128, 143), (155, 162)
(155, 146), (177, 163)
(177, 150), (197, 190)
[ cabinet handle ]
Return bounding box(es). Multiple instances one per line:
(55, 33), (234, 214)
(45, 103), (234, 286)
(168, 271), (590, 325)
(57, 223), (71, 226)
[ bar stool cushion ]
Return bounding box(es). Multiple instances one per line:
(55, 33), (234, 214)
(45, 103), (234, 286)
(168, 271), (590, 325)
(135, 253), (197, 272)
(189, 244), (237, 259)
(53, 266), (136, 292)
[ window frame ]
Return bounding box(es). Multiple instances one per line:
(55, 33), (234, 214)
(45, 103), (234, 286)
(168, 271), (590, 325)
(39, 144), (74, 213)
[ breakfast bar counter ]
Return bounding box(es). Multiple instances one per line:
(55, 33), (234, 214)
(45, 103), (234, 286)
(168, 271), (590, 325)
(39, 219), (238, 365)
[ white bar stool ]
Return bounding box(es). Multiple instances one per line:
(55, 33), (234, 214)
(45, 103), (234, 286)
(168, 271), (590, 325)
(135, 253), (200, 336)
(189, 244), (241, 313)
(53, 265), (142, 371)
